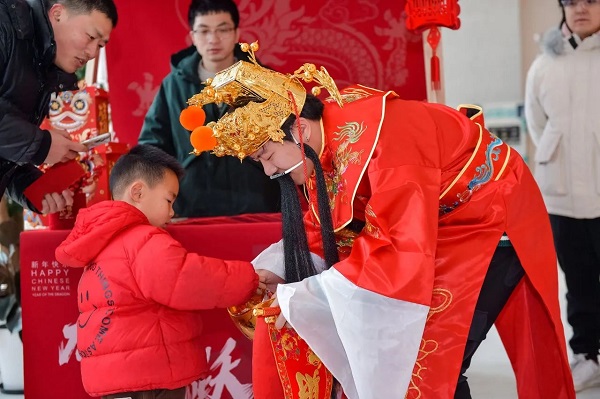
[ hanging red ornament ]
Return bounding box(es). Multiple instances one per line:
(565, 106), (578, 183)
(405, 0), (461, 92)
(190, 125), (217, 154)
(179, 105), (206, 131)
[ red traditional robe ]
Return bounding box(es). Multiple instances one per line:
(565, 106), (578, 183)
(253, 85), (574, 399)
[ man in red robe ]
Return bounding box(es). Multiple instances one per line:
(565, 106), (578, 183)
(185, 45), (575, 399)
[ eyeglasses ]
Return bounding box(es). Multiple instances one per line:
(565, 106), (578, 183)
(561, 0), (599, 7)
(192, 26), (235, 40)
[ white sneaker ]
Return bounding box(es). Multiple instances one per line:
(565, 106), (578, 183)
(571, 353), (600, 392)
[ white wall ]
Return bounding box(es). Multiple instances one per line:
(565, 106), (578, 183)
(441, 0), (561, 108)
(520, 0), (562, 89)
(442, 0), (522, 108)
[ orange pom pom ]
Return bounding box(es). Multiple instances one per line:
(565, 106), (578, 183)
(179, 106), (206, 131)
(190, 126), (217, 153)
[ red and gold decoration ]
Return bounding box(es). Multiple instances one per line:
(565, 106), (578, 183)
(227, 291), (275, 340)
(252, 307), (333, 399)
(25, 84), (126, 228)
(39, 83), (119, 207)
(405, 0), (461, 91)
(85, 142), (130, 207)
(41, 85), (110, 143)
(228, 291), (334, 398)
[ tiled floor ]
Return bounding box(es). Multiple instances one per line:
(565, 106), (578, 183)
(0, 271), (599, 398)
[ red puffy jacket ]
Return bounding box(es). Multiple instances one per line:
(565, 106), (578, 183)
(55, 201), (259, 396)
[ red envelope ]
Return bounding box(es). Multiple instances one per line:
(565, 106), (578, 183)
(24, 160), (88, 211)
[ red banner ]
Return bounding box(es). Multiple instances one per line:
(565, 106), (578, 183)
(106, 0), (426, 145)
(21, 215), (282, 399)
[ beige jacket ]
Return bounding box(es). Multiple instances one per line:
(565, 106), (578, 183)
(525, 28), (600, 218)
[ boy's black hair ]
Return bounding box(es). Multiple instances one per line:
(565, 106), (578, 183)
(188, 0), (240, 29)
(109, 144), (185, 197)
(46, 0), (118, 27)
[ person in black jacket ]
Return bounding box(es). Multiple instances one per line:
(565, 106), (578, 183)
(139, 0), (280, 218)
(0, 0), (118, 214)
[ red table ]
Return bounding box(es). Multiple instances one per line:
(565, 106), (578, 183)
(20, 213), (282, 399)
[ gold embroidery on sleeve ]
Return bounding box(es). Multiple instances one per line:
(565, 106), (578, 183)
(406, 288), (454, 399)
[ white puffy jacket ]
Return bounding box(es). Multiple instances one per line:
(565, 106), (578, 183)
(525, 28), (600, 218)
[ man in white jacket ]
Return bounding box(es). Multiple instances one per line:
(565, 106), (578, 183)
(525, 0), (600, 392)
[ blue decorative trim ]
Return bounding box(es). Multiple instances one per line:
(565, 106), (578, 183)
(467, 134), (503, 191)
(440, 133), (505, 216)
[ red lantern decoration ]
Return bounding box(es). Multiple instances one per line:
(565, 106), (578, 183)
(405, 0), (461, 92)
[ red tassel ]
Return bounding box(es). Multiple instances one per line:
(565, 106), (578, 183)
(431, 54), (441, 91)
(427, 27), (442, 92)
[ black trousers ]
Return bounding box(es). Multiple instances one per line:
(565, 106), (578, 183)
(454, 244), (525, 399)
(550, 214), (600, 356)
(102, 387), (186, 399)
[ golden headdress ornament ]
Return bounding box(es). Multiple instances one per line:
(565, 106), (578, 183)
(182, 41), (344, 160)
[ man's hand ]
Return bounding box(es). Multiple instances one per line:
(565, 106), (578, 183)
(44, 129), (88, 164)
(40, 189), (74, 214)
(256, 269), (285, 293)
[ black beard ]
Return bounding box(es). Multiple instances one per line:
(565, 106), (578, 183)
(277, 145), (339, 283)
(276, 144), (342, 399)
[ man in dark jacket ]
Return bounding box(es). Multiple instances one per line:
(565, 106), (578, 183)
(0, 0), (117, 214)
(139, 0), (280, 218)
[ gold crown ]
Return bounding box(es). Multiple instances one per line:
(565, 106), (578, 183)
(186, 41), (343, 160)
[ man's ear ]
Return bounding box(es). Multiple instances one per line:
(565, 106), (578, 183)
(189, 30), (198, 46)
(48, 4), (65, 23)
(233, 26), (241, 43)
(295, 117), (312, 143)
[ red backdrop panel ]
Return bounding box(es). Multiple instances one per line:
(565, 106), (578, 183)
(106, 0), (426, 145)
(21, 215), (282, 399)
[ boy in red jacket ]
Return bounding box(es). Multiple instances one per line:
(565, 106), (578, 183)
(55, 144), (263, 399)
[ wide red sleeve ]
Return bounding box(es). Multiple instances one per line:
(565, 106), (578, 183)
(333, 163), (441, 307)
(131, 231), (259, 310)
(332, 101), (444, 306)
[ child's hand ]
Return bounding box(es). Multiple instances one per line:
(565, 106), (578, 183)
(256, 269), (285, 293)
